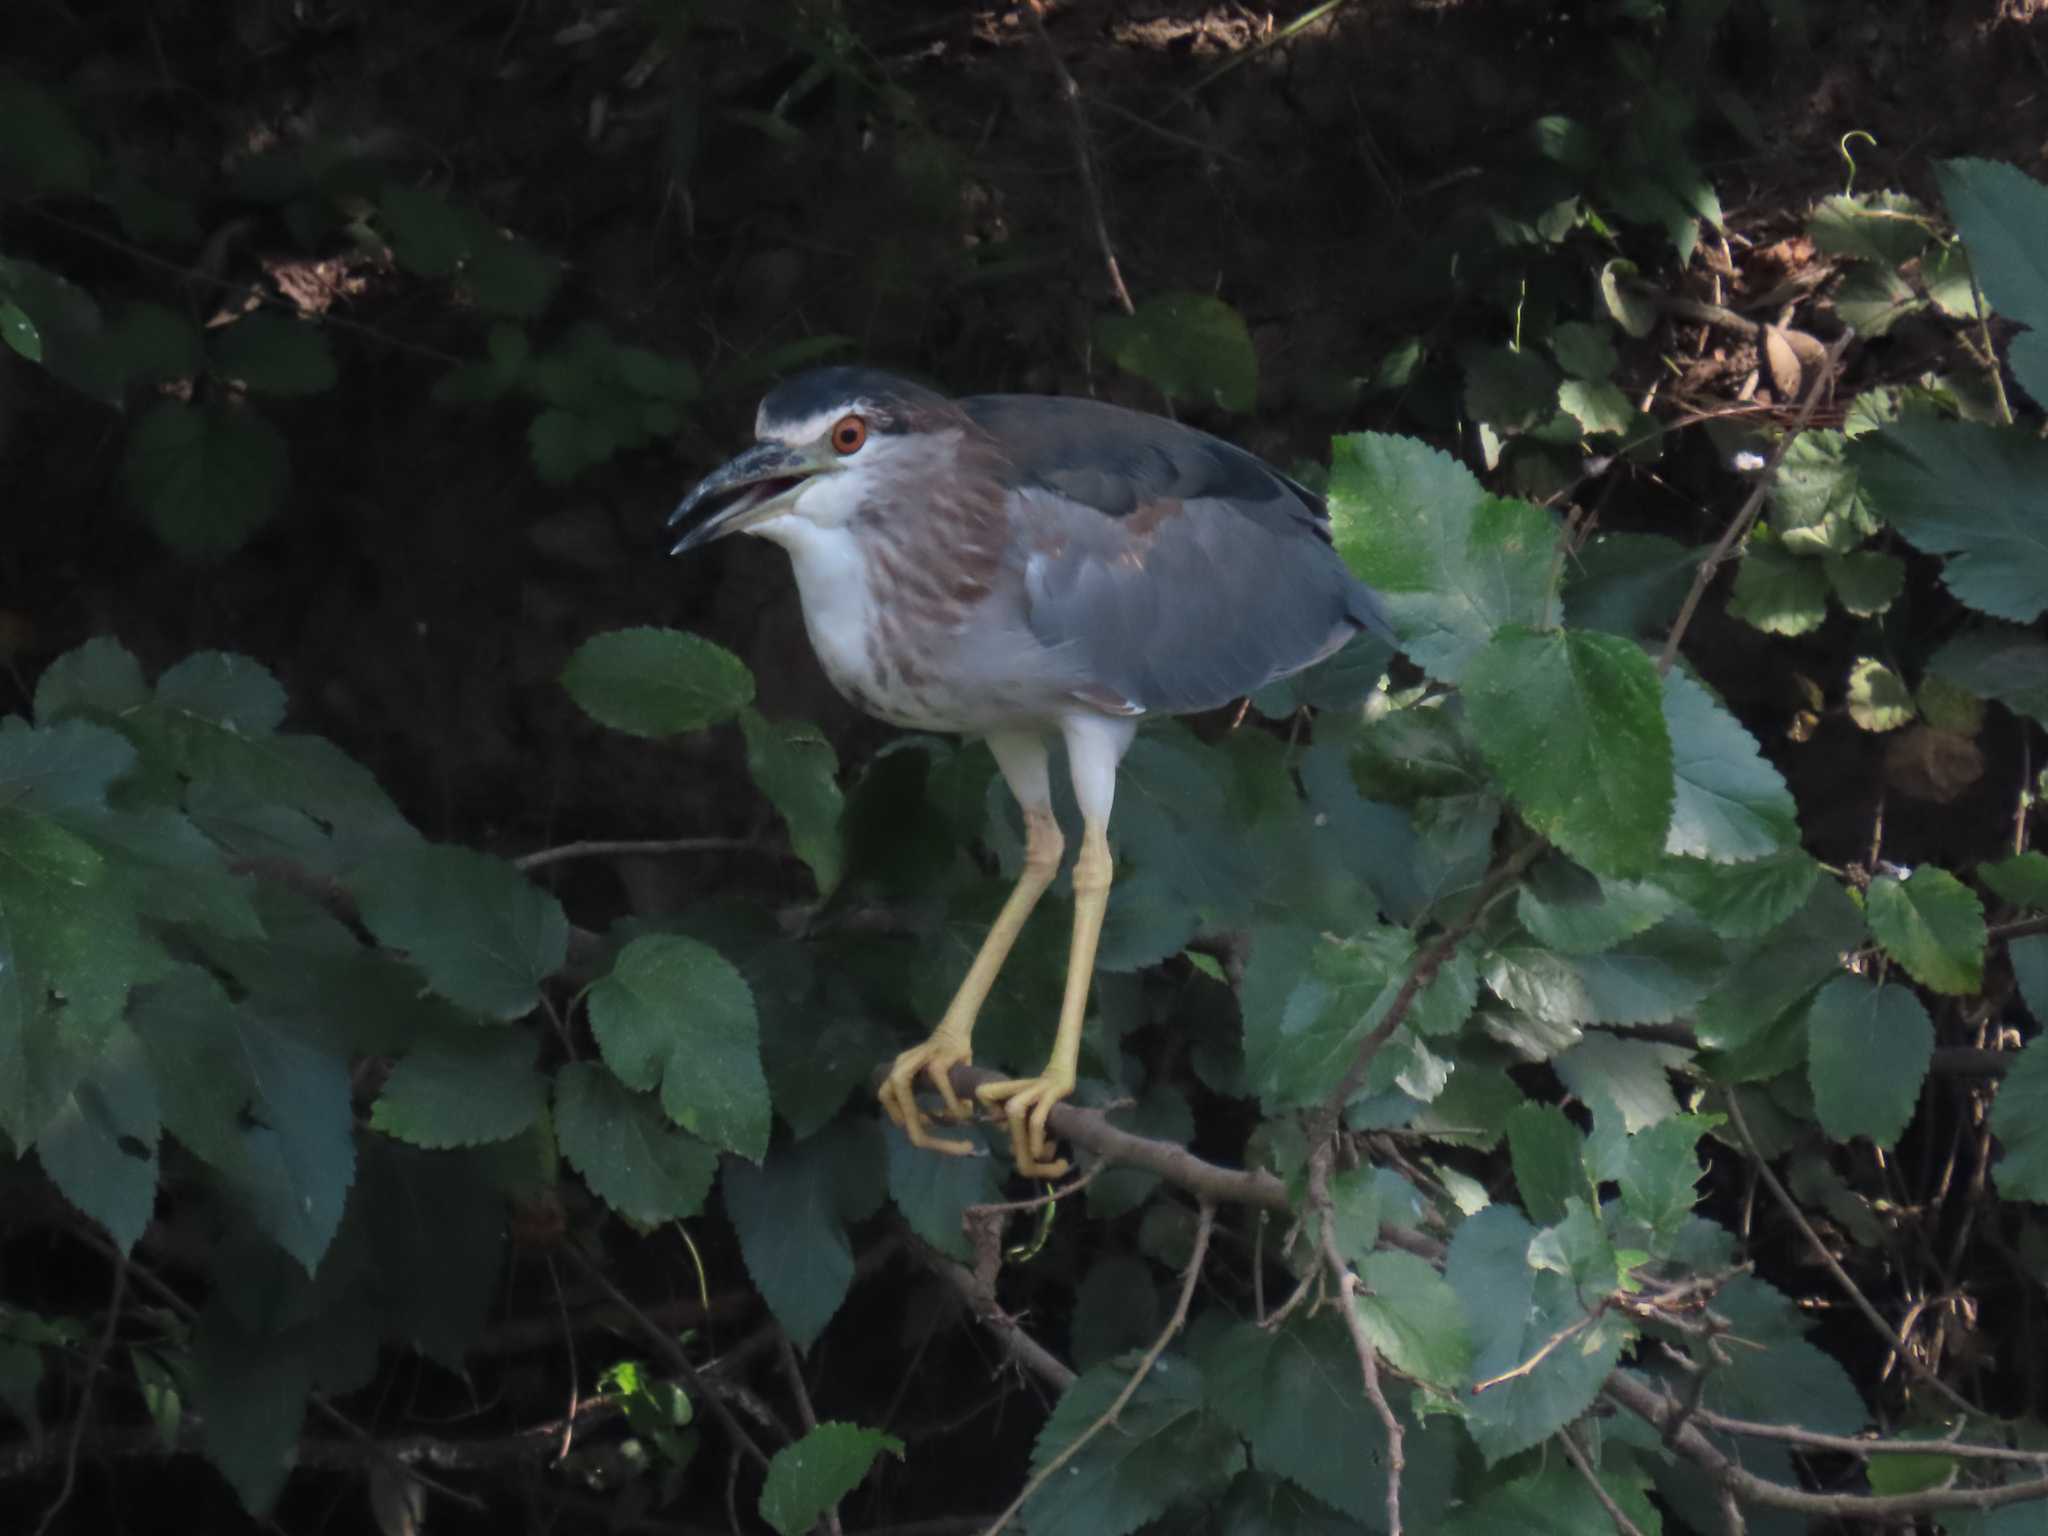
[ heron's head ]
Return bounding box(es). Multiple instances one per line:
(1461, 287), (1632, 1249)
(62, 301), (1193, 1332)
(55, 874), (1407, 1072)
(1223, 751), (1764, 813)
(667, 366), (964, 555)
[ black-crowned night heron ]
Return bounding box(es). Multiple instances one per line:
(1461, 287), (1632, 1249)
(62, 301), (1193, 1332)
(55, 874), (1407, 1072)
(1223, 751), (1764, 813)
(668, 366), (1391, 1177)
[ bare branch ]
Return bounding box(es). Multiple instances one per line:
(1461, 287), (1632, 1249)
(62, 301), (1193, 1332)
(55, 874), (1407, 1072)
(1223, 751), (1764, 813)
(1309, 1143), (1404, 1536)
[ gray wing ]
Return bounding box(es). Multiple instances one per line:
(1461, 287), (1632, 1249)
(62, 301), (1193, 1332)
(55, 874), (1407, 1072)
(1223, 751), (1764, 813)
(962, 394), (1392, 715)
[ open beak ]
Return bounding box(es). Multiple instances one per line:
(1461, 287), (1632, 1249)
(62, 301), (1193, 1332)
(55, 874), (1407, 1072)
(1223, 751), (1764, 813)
(666, 440), (834, 555)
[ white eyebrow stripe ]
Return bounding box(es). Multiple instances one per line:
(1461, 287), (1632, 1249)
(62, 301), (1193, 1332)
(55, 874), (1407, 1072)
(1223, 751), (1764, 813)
(757, 403), (876, 444)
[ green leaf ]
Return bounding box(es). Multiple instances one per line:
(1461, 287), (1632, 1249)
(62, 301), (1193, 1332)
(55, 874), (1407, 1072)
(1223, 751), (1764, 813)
(0, 796), (161, 1149)
(1484, 918), (1723, 1026)
(1440, 1451), (1659, 1536)
(1072, 1257), (1162, 1370)
(348, 845), (566, 1019)
(209, 312), (337, 397)
(759, 1421), (904, 1536)
(1700, 1275), (1868, 1434)
(1806, 974), (1933, 1146)
(1617, 1114), (1708, 1245)
(1826, 550), (1906, 617)
(2012, 931), (2048, 1031)
(741, 709), (844, 895)
(1656, 849), (1819, 937)
(1993, 1006), (2048, 1202)
(190, 1307), (311, 1515)
(1835, 263), (1923, 337)
(1243, 928), (1405, 1111)
(1865, 865), (1985, 995)
(1446, 1204), (1628, 1463)
(1023, 1354), (1243, 1536)
(1556, 378), (1634, 436)
(32, 1022), (160, 1254)
(1550, 321), (1617, 382)
(1598, 258), (1659, 338)
(145, 998), (356, 1272)
(1464, 346), (1559, 433)
(370, 1030), (546, 1148)
(1983, 852), (2048, 909)
(884, 1122), (1002, 1262)
(122, 400), (289, 560)
(587, 934), (769, 1161)
(1808, 191), (1934, 267)
(1662, 665), (1799, 861)
(562, 626), (754, 738)
(1199, 1315), (1419, 1524)
(465, 232), (560, 318)
(554, 1061), (718, 1224)
(1563, 532), (1697, 640)
(1506, 1101), (1585, 1223)
(1769, 430), (1876, 555)
(723, 1130), (864, 1350)
(1846, 658), (1914, 732)
(1328, 434), (1555, 683)
(1928, 625), (2048, 730)
(1, 300), (40, 362)
(1464, 626), (1673, 876)
(1695, 878), (1866, 1053)
(1517, 856), (1677, 955)
(156, 650), (287, 733)
(1555, 1035), (1688, 1134)
(1849, 418), (2048, 623)
(1728, 538), (1829, 636)
(34, 637), (148, 725)
(1934, 159), (2048, 331)
(1357, 1249), (1473, 1389)
(1097, 291), (1257, 412)
(378, 182), (475, 277)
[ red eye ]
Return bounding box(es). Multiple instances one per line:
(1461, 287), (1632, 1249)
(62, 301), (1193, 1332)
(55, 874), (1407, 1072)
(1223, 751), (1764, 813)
(830, 414), (868, 455)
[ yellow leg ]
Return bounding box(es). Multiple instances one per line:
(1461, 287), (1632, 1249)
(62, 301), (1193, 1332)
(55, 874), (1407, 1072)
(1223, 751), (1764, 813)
(977, 814), (1111, 1178)
(879, 804), (1064, 1155)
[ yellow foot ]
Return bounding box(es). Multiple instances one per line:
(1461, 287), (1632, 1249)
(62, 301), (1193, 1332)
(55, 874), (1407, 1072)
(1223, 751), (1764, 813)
(977, 1071), (1077, 1178)
(879, 1035), (977, 1157)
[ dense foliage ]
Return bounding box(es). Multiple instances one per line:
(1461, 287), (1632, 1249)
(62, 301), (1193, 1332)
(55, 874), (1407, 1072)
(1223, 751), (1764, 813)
(5, 4), (2048, 1534)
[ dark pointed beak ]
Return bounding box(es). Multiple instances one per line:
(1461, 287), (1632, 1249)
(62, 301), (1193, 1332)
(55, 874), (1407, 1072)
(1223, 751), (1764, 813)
(666, 441), (831, 555)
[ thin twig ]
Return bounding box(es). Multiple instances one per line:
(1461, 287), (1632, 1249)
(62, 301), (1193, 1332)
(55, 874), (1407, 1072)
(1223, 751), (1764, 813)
(1680, 1404), (2048, 1463)
(1657, 329), (1856, 676)
(1724, 1092), (1982, 1418)
(979, 1203), (1216, 1536)
(1470, 1313), (1599, 1394)
(1026, 3), (1135, 316)
(917, 1238), (1076, 1394)
(514, 836), (762, 872)
(1607, 1372), (2048, 1519)
(1558, 1427), (1650, 1536)
(1310, 1144), (1403, 1536)
(32, 1256), (126, 1536)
